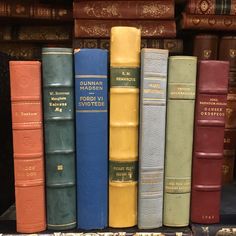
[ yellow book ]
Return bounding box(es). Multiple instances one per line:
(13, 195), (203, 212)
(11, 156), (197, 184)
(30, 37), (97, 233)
(109, 26), (141, 227)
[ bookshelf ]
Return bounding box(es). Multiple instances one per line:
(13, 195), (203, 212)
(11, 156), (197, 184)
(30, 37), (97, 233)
(0, 0), (236, 235)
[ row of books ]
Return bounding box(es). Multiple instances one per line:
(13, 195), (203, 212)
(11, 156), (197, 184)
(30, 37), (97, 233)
(9, 26), (229, 233)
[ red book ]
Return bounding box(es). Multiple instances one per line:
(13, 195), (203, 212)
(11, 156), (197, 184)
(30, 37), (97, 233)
(181, 13), (236, 31)
(0, 0), (72, 21)
(74, 19), (176, 38)
(191, 60), (229, 224)
(73, 1), (174, 19)
(9, 61), (46, 233)
(186, 0), (236, 15)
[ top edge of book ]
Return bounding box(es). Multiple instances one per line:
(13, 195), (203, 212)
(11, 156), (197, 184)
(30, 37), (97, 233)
(10, 61), (40, 65)
(42, 47), (73, 53)
(74, 48), (108, 54)
(142, 48), (169, 54)
(169, 55), (197, 60)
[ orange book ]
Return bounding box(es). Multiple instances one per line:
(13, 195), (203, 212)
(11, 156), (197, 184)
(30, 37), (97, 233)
(9, 61), (46, 233)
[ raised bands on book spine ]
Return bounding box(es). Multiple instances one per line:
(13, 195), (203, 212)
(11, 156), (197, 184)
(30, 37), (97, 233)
(42, 48), (76, 230)
(9, 61), (46, 233)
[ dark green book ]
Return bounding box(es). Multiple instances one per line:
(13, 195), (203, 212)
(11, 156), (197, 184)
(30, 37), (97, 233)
(42, 47), (76, 230)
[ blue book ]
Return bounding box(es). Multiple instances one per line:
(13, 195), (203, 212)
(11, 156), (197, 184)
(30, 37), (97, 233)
(74, 48), (108, 230)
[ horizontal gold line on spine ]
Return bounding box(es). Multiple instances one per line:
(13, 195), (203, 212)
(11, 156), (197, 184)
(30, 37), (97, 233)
(42, 52), (72, 55)
(75, 75), (107, 79)
(76, 110), (107, 113)
(110, 123), (138, 127)
(144, 77), (166, 81)
(111, 86), (139, 88)
(47, 222), (76, 227)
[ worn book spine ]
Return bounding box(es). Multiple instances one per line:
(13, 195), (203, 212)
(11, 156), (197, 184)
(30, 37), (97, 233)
(191, 60), (229, 224)
(9, 61), (46, 233)
(219, 36), (236, 184)
(73, 1), (174, 19)
(74, 19), (176, 38)
(182, 13), (236, 31)
(109, 26), (141, 228)
(193, 35), (218, 60)
(0, 1), (72, 21)
(164, 56), (197, 227)
(186, 0), (236, 15)
(0, 42), (41, 60)
(191, 224), (236, 236)
(74, 49), (108, 230)
(0, 25), (72, 42)
(42, 48), (76, 230)
(138, 49), (168, 229)
(73, 38), (183, 54)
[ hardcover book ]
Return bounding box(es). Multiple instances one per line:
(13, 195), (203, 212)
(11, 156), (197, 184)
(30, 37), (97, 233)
(191, 60), (229, 224)
(219, 36), (236, 184)
(163, 56), (197, 227)
(42, 48), (76, 230)
(181, 13), (236, 31)
(74, 19), (176, 38)
(186, 0), (236, 15)
(138, 48), (168, 229)
(74, 48), (108, 230)
(73, 1), (174, 19)
(193, 35), (218, 60)
(9, 61), (46, 233)
(109, 26), (141, 227)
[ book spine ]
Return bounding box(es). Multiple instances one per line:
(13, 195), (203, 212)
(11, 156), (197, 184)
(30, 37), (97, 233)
(0, 42), (41, 60)
(219, 36), (236, 184)
(0, 25), (72, 42)
(109, 26), (141, 228)
(0, 1), (72, 21)
(9, 61), (46, 233)
(164, 56), (197, 227)
(74, 49), (108, 230)
(138, 49), (168, 229)
(74, 20), (176, 38)
(193, 34), (219, 60)
(182, 13), (236, 31)
(73, 38), (183, 54)
(187, 0), (236, 15)
(42, 48), (76, 230)
(191, 60), (229, 224)
(73, 1), (174, 19)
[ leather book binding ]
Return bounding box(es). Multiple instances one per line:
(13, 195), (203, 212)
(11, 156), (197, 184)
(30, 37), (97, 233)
(74, 49), (108, 229)
(73, 38), (183, 55)
(219, 36), (236, 184)
(186, 0), (236, 15)
(109, 26), (141, 227)
(164, 56), (197, 227)
(138, 49), (168, 229)
(73, 1), (174, 19)
(74, 19), (176, 38)
(181, 13), (236, 31)
(9, 61), (46, 233)
(193, 34), (218, 60)
(0, 0), (72, 21)
(191, 60), (229, 224)
(42, 48), (76, 230)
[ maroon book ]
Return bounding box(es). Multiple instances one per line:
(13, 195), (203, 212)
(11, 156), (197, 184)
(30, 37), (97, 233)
(74, 19), (176, 38)
(181, 13), (236, 31)
(193, 35), (218, 60)
(73, 1), (174, 19)
(191, 60), (229, 224)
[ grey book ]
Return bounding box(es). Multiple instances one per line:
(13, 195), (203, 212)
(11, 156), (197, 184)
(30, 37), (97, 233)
(138, 48), (169, 229)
